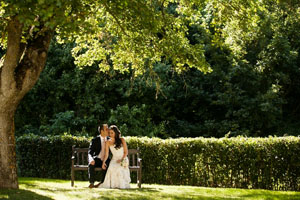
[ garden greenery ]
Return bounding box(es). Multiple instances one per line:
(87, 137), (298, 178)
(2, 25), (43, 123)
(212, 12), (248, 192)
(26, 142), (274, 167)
(12, 1), (300, 139)
(16, 135), (300, 191)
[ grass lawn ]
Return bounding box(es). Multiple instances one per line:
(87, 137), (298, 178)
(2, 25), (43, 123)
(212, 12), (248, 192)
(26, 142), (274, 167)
(0, 177), (299, 200)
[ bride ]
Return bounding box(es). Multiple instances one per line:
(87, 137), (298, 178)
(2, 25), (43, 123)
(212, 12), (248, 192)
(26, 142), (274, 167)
(97, 125), (131, 189)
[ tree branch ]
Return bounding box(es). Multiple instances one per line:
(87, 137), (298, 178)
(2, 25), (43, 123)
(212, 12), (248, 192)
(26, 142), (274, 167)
(1, 17), (23, 95)
(15, 29), (54, 101)
(102, 2), (129, 37)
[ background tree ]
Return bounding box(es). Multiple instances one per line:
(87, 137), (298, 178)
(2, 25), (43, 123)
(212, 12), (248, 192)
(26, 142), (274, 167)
(210, 0), (300, 134)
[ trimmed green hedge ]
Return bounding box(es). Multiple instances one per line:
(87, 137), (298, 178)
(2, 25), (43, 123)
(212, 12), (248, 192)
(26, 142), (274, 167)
(16, 135), (300, 191)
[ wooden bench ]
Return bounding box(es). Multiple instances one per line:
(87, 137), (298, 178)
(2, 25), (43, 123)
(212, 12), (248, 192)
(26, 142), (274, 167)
(71, 145), (142, 188)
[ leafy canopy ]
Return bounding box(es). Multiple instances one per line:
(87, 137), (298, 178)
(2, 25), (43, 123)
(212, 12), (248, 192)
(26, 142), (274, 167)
(0, 0), (211, 75)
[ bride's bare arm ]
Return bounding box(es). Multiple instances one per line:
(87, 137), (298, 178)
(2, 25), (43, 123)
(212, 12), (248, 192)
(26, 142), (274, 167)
(121, 138), (128, 160)
(102, 141), (110, 169)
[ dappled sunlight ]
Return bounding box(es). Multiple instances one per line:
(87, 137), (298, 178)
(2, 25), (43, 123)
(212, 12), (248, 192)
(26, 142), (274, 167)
(0, 178), (295, 200)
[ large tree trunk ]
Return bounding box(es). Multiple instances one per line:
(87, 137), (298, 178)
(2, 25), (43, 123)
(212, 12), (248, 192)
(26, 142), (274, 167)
(0, 111), (18, 188)
(0, 17), (53, 189)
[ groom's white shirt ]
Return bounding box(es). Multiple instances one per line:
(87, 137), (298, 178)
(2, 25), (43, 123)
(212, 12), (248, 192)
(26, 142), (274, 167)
(98, 136), (106, 160)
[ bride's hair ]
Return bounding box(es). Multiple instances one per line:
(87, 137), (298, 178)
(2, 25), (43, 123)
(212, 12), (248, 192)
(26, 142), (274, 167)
(109, 125), (122, 149)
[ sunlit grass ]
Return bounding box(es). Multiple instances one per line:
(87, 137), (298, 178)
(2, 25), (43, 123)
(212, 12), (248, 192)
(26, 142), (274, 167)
(0, 177), (299, 200)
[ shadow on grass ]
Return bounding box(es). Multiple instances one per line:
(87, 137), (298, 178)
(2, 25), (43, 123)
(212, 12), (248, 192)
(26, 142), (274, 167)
(0, 189), (53, 200)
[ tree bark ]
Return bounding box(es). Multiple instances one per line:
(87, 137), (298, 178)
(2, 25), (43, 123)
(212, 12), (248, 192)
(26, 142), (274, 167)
(0, 17), (54, 189)
(0, 111), (18, 189)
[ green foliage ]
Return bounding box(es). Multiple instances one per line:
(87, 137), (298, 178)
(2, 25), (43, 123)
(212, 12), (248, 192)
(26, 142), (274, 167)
(208, 0), (300, 136)
(14, 38), (292, 138)
(1, 0), (211, 73)
(13, 0), (300, 138)
(39, 111), (91, 136)
(16, 135), (300, 191)
(108, 104), (167, 137)
(16, 134), (89, 180)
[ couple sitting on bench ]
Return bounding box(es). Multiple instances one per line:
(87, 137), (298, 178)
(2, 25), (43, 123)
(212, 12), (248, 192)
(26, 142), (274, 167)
(71, 124), (142, 188)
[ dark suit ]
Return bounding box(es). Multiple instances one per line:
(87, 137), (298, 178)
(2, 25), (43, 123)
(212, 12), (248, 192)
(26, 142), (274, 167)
(88, 135), (110, 184)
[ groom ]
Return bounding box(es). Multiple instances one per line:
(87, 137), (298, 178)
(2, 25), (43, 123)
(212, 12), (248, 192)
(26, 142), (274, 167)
(88, 124), (111, 188)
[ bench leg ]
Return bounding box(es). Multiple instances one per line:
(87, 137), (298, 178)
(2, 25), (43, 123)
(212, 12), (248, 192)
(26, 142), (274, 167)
(137, 170), (139, 188)
(138, 169), (142, 188)
(137, 161), (142, 188)
(71, 168), (75, 187)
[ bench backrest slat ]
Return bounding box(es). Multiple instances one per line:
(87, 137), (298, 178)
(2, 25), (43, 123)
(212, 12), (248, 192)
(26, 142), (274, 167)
(75, 148), (89, 152)
(128, 149), (139, 154)
(81, 152), (85, 165)
(128, 149), (140, 166)
(76, 152), (80, 165)
(133, 154), (137, 166)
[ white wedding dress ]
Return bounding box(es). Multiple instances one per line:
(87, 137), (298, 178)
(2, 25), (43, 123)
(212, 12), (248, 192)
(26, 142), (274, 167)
(98, 145), (131, 189)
